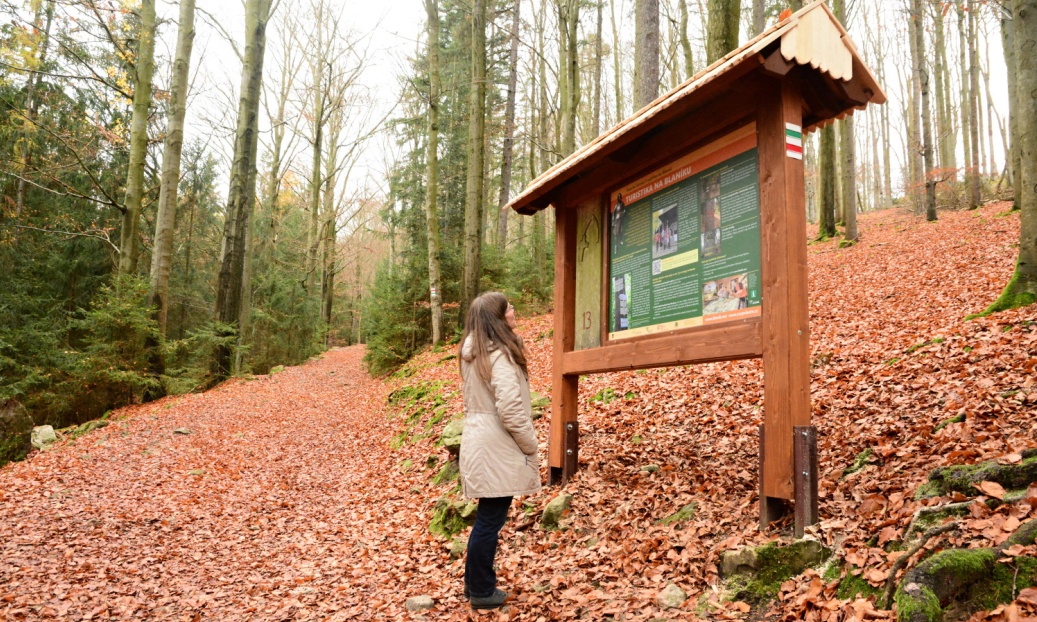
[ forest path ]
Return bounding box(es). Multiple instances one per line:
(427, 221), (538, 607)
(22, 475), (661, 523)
(0, 346), (448, 620)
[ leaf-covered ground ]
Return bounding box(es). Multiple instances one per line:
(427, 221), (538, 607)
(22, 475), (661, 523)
(1, 203), (1035, 621)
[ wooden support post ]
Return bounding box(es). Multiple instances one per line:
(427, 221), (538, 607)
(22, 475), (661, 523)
(759, 424), (788, 529)
(794, 425), (819, 537)
(549, 206), (579, 486)
(757, 78), (811, 525)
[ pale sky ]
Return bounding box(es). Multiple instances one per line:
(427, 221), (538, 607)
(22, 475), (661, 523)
(158, 0), (1011, 209)
(166, 0), (424, 204)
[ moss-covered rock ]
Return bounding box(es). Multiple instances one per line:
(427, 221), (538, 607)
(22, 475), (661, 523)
(656, 583), (687, 609)
(30, 425), (57, 450)
(720, 540), (832, 603)
(69, 419), (109, 439)
(915, 455), (1037, 499)
(440, 419), (464, 457)
(429, 496), (477, 538)
(894, 548), (998, 622)
(895, 582), (943, 622)
(953, 556), (1037, 616)
(892, 518), (1037, 621)
(541, 493), (573, 529)
(432, 459), (460, 485)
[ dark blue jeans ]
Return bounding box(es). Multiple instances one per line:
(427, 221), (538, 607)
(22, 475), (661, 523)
(465, 496), (513, 598)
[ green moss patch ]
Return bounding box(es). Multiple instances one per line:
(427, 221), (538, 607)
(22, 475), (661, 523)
(387, 380), (456, 448)
(429, 496), (477, 538)
(431, 460), (459, 485)
(843, 448), (874, 477)
(895, 582), (942, 622)
(724, 541), (832, 603)
(933, 414), (966, 433)
(657, 503), (698, 526)
(972, 266), (1037, 318)
(825, 563), (882, 601)
(957, 556), (1037, 613)
(915, 456), (1037, 499)
(531, 392), (550, 420)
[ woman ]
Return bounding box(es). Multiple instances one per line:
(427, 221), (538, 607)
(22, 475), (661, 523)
(458, 292), (541, 610)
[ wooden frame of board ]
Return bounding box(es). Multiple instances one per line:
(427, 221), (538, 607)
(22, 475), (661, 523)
(505, 1), (885, 532)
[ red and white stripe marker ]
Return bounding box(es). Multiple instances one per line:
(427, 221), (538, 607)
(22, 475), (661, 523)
(785, 123), (803, 160)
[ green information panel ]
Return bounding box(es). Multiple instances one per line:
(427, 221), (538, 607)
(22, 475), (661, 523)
(608, 130), (762, 340)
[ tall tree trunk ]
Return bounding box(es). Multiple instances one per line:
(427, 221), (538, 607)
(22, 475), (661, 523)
(956, 3), (972, 187)
(751, 0), (765, 37)
(986, 0), (1037, 312)
(805, 131), (818, 223)
(871, 106), (882, 210)
(150, 0), (196, 336)
(213, 0), (273, 380)
(906, 0), (922, 212)
(678, 0), (694, 78)
(705, 0), (740, 65)
(558, 0), (579, 153)
(320, 112), (339, 347)
(425, 0), (445, 345)
(1002, 4), (1020, 198)
(592, 0), (603, 135)
(14, 0), (54, 217)
(460, 0), (487, 325)
(117, 0), (157, 276)
(981, 29), (997, 180)
(818, 126), (837, 239)
(912, 0), (936, 221)
(967, 6), (981, 207)
(610, 0), (625, 120)
(497, 0), (521, 246)
(634, 0), (659, 109)
(932, 2), (955, 178)
(833, 0), (858, 238)
(307, 35), (326, 292)
(260, 28), (296, 256)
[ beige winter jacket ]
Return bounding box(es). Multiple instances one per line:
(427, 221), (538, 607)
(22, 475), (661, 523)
(459, 338), (542, 499)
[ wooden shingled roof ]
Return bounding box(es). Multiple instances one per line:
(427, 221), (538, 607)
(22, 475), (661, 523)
(506, 0), (886, 215)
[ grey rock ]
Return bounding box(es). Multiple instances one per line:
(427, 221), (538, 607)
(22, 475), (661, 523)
(720, 547), (759, 577)
(449, 537), (468, 559)
(441, 419), (464, 456)
(0, 400), (33, 465)
(405, 595), (435, 612)
(30, 425), (57, 450)
(173, 428), (192, 435)
(432, 460), (460, 485)
(656, 583), (687, 609)
(720, 539), (831, 578)
(541, 493), (573, 529)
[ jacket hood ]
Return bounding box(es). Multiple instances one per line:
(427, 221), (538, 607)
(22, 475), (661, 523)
(461, 335), (497, 361)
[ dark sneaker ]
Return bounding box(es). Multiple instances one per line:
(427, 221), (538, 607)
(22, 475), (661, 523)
(470, 588), (508, 610)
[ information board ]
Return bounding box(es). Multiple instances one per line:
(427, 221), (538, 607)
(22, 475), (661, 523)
(608, 130), (762, 340)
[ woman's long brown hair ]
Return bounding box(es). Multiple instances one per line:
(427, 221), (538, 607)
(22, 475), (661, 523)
(458, 292), (528, 382)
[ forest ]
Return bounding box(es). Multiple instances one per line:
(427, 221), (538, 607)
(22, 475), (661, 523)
(0, 0), (1033, 428)
(0, 0), (1036, 617)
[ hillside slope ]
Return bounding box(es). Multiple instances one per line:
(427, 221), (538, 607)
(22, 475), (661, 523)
(389, 202), (1036, 620)
(0, 204), (1032, 621)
